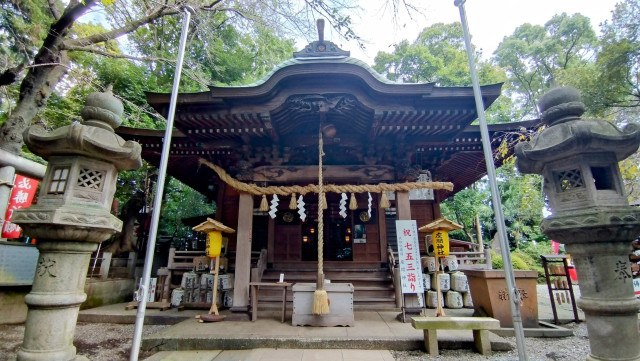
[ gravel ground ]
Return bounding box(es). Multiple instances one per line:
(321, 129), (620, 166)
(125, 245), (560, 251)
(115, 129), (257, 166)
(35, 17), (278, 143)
(1, 321), (590, 361)
(0, 322), (170, 361)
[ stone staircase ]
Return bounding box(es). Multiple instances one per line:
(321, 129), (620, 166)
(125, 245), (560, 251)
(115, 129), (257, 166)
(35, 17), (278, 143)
(255, 268), (397, 310)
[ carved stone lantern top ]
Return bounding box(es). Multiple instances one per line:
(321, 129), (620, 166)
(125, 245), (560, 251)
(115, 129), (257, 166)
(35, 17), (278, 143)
(515, 86), (640, 220)
(81, 84), (124, 131)
(23, 87), (142, 171)
(515, 86), (640, 175)
(13, 87), (143, 242)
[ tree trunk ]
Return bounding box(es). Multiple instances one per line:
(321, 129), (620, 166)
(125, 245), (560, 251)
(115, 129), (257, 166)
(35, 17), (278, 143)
(0, 1), (96, 154)
(104, 194), (146, 256)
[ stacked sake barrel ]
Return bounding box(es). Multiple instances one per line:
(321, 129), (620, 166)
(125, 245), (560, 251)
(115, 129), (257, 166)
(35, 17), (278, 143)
(421, 256), (474, 309)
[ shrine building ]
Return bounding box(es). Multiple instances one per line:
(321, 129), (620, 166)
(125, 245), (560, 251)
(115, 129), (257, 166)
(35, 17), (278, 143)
(117, 26), (538, 317)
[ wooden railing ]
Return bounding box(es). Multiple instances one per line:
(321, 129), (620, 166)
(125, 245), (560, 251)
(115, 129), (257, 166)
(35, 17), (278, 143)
(87, 252), (136, 279)
(386, 246), (492, 274)
(250, 249), (268, 283)
(167, 248), (206, 288)
(452, 248), (492, 270)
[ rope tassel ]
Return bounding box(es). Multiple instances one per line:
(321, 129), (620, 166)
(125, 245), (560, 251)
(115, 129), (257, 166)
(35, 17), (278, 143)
(289, 193), (297, 210)
(349, 192), (358, 210)
(259, 194), (269, 212)
(380, 191), (391, 209)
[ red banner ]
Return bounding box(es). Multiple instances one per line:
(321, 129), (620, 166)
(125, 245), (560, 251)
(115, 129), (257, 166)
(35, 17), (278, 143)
(2, 175), (39, 238)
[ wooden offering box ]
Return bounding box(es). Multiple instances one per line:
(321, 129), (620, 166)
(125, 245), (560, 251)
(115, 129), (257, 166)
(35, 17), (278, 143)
(292, 282), (354, 327)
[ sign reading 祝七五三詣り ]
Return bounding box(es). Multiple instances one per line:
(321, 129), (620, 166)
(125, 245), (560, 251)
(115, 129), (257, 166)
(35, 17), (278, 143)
(396, 220), (424, 294)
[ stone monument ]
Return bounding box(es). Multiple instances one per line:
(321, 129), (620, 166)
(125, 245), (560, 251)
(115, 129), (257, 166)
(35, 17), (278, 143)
(12, 87), (142, 361)
(515, 86), (640, 360)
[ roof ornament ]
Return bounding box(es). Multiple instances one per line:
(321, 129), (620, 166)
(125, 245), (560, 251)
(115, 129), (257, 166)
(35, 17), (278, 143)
(293, 19), (350, 59)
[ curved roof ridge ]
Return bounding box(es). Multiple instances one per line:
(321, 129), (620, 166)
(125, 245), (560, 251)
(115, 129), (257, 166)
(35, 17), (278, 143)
(211, 56), (403, 89)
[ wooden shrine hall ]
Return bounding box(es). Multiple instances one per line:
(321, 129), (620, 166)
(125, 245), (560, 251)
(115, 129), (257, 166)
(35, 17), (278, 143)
(117, 25), (538, 317)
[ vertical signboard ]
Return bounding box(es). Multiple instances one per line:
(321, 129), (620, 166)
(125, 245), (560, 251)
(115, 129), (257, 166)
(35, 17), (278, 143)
(2, 175), (39, 238)
(396, 220), (424, 294)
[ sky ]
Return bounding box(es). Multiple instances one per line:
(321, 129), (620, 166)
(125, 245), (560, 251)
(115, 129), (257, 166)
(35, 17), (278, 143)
(320, 0), (621, 65)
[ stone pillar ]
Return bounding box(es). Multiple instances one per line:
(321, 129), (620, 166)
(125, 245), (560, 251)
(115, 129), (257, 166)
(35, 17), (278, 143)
(12, 87), (142, 361)
(515, 86), (640, 361)
(230, 191), (253, 320)
(0, 165), (15, 241)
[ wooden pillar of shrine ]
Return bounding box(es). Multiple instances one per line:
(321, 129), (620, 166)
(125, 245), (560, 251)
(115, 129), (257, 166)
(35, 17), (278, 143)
(396, 191), (411, 220)
(229, 191), (253, 320)
(377, 193), (388, 263)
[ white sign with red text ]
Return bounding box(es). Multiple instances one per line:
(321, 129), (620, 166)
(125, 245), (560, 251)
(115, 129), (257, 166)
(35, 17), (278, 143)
(396, 220), (424, 294)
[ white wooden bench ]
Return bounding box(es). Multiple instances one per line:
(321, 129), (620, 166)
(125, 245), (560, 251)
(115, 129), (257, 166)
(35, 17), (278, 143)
(411, 316), (500, 356)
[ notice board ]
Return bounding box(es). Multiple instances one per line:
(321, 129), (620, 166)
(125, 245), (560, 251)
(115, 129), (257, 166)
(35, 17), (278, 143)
(0, 243), (39, 286)
(395, 220), (424, 294)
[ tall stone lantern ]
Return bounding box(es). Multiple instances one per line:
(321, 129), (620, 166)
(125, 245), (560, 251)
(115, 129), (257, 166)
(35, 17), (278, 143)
(12, 87), (142, 361)
(515, 86), (640, 361)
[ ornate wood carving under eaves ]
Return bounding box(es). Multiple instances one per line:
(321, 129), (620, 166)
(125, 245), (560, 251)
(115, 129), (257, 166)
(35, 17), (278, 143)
(395, 160), (422, 182)
(287, 94), (357, 114)
(253, 165), (395, 183)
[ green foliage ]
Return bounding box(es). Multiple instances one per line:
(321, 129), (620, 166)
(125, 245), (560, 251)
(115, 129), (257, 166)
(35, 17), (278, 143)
(491, 250), (529, 270)
(440, 184), (491, 242)
(373, 22), (513, 124)
(158, 177), (217, 244)
(491, 241), (553, 283)
(374, 23), (502, 86)
(498, 162), (547, 248)
(584, 0), (640, 116)
(494, 13), (598, 119)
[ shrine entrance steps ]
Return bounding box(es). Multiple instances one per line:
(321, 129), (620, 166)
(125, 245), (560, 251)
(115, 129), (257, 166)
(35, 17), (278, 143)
(256, 267), (396, 310)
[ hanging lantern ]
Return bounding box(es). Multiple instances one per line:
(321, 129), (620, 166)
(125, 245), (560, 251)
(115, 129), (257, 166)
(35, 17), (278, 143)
(192, 218), (236, 258)
(432, 230), (449, 258)
(206, 231), (223, 258)
(419, 217), (462, 259)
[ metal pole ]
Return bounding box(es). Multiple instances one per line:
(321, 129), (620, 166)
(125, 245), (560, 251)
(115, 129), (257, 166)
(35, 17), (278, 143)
(129, 6), (194, 361)
(453, 1), (528, 359)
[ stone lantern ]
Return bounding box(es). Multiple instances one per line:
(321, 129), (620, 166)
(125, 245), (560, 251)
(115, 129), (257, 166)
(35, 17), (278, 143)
(515, 86), (640, 361)
(12, 87), (142, 361)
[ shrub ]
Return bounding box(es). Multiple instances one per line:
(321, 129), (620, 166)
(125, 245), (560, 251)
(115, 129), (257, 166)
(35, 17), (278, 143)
(491, 249), (545, 282)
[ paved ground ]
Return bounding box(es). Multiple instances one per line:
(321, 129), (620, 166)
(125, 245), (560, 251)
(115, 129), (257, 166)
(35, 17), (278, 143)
(1, 285), (587, 361)
(144, 349), (395, 361)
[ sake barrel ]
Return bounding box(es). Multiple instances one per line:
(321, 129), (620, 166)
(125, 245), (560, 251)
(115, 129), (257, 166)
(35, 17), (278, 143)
(431, 272), (450, 292)
(424, 257), (437, 273)
(426, 290), (443, 308)
(223, 291), (234, 308)
(422, 273), (431, 291)
(170, 288), (184, 307)
(445, 290), (463, 309)
(463, 290), (474, 308)
(181, 272), (199, 289)
(442, 255), (458, 272)
(450, 272), (469, 292)
(200, 274), (215, 291)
